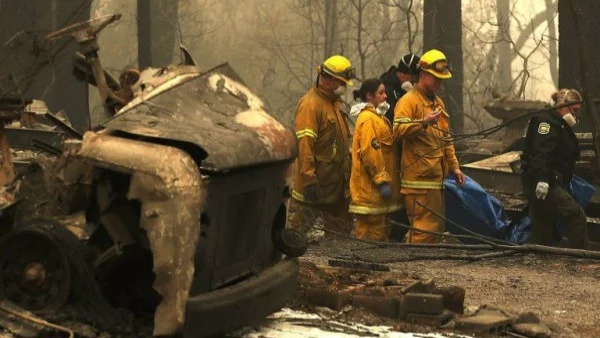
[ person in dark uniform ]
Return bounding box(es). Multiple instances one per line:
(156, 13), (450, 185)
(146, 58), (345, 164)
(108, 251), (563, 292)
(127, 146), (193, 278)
(520, 88), (588, 249)
(379, 53), (420, 124)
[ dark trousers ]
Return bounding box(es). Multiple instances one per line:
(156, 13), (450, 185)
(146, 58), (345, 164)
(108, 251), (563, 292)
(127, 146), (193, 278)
(523, 184), (588, 249)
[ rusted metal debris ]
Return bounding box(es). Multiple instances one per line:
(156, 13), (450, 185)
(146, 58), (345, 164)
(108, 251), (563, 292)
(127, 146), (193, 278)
(77, 132), (204, 336)
(0, 12), (300, 338)
(103, 63), (297, 172)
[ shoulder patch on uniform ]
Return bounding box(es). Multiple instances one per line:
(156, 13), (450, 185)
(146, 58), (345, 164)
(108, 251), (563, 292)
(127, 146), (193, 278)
(538, 122), (551, 135)
(371, 138), (381, 150)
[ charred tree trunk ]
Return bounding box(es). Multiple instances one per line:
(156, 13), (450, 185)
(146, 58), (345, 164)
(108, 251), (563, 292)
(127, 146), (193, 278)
(423, 0), (464, 134)
(560, 0), (600, 175)
(545, 0), (558, 87)
(495, 0), (512, 93)
(324, 0), (338, 59)
(559, 1), (600, 133)
(355, 0), (367, 80)
(137, 0), (152, 69)
(153, 0), (179, 66)
(137, 0), (179, 68)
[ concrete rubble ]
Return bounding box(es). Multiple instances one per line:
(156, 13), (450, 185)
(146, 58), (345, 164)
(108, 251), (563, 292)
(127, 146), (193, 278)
(0, 257), (578, 337)
(454, 308), (513, 333)
(291, 260), (566, 338)
(513, 323), (553, 338)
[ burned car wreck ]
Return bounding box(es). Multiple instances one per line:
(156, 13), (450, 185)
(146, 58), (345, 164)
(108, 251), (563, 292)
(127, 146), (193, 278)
(0, 14), (304, 338)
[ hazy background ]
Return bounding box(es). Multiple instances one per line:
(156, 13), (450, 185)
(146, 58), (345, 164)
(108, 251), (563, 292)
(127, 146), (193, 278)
(2, 0), (595, 136)
(93, 0), (561, 132)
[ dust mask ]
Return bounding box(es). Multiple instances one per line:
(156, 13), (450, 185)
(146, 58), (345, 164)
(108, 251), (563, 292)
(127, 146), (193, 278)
(333, 84), (347, 96)
(563, 113), (577, 128)
(401, 81), (413, 92)
(376, 101), (390, 115)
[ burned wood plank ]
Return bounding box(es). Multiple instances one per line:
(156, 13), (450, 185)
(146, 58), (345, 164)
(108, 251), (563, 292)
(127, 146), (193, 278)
(328, 259), (390, 272)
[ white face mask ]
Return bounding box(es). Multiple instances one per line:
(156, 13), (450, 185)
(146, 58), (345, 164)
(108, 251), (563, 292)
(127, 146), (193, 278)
(401, 81), (413, 92)
(333, 84), (347, 96)
(563, 112), (578, 127)
(376, 101), (391, 115)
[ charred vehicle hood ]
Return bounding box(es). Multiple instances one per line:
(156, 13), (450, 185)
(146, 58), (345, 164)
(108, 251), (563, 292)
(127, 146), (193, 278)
(102, 63), (296, 171)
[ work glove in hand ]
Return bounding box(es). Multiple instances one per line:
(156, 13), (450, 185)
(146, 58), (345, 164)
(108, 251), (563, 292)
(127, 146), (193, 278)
(378, 182), (392, 200)
(303, 183), (319, 202)
(535, 182), (549, 200)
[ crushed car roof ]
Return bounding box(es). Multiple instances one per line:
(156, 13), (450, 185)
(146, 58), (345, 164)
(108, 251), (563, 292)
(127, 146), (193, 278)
(102, 63), (296, 171)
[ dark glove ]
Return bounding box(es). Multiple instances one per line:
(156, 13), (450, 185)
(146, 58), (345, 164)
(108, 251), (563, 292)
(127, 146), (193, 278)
(303, 183), (319, 202)
(378, 182), (392, 200)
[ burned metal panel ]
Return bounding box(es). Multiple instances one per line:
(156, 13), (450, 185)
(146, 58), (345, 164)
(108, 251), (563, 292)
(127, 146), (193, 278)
(461, 151), (523, 195)
(190, 162), (290, 295)
(76, 132), (203, 336)
(102, 64), (297, 171)
(462, 151), (521, 173)
(5, 128), (65, 151)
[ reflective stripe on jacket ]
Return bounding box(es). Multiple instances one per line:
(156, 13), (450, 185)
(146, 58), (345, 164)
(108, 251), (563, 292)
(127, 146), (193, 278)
(349, 106), (402, 214)
(292, 86), (351, 204)
(393, 88), (459, 192)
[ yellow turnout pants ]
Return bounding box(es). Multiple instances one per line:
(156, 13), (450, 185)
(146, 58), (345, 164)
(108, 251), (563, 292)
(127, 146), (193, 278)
(404, 189), (445, 243)
(354, 214), (390, 242)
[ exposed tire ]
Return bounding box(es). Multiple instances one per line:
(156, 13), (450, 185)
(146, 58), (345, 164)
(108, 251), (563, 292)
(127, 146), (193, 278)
(0, 220), (72, 312)
(274, 229), (307, 257)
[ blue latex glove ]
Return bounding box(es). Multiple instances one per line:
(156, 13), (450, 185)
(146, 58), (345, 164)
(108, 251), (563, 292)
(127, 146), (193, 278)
(378, 183), (392, 199)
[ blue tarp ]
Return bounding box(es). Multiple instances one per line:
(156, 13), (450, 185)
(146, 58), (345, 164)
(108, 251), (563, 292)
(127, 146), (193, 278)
(444, 176), (507, 243)
(443, 175), (596, 244)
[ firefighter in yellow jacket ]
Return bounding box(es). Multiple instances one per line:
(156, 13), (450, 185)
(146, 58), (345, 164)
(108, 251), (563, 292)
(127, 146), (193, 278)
(393, 49), (466, 243)
(349, 78), (402, 241)
(289, 55), (355, 235)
